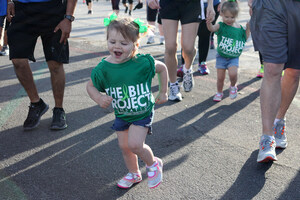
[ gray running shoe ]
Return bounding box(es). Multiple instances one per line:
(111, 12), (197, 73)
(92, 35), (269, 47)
(169, 83), (182, 101)
(274, 119), (288, 148)
(147, 36), (155, 44)
(147, 157), (163, 188)
(183, 70), (194, 92)
(117, 173), (142, 189)
(257, 135), (277, 163)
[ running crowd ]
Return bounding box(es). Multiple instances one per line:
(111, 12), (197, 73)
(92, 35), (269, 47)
(1, 0), (300, 190)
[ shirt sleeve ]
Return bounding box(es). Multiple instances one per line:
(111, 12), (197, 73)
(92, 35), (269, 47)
(91, 67), (106, 93)
(215, 22), (223, 36)
(144, 54), (156, 79)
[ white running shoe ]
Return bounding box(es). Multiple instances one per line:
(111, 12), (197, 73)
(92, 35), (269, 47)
(257, 135), (278, 163)
(183, 70), (194, 92)
(229, 86), (238, 99)
(274, 119), (288, 148)
(169, 83), (182, 101)
(117, 172), (142, 189)
(147, 157), (163, 188)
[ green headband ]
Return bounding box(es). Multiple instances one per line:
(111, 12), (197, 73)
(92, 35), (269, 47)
(103, 13), (148, 33)
(133, 18), (148, 33)
(227, 0), (236, 2)
(104, 13), (118, 26)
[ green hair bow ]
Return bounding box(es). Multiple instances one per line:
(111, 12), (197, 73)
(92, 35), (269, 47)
(104, 13), (118, 26)
(133, 18), (148, 33)
(228, 0), (236, 2)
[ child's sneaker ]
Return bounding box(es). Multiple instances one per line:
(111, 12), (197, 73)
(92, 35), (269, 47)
(147, 157), (163, 189)
(256, 64), (264, 78)
(257, 135), (278, 163)
(177, 65), (184, 77)
(213, 92), (223, 102)
(169, 83), (182, 101)
(274, 119), (288, 148)
(183, 70), (194, 92)
(198, 62), (210, 75)
(117, 172), (142, 189)
(229, 86), (238, 99)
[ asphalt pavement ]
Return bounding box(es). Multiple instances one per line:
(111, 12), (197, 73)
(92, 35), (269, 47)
(0, 1), (300, 199)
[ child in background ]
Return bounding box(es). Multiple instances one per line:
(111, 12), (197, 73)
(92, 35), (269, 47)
(86, 13), (168, 189)
(207, 0), (250, 101)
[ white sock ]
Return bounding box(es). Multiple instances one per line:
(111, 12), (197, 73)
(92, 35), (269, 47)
(170, 81), (178, 86)
(274, 118), (281, 125)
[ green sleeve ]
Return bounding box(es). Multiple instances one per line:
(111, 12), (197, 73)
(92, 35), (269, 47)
(144, 54), (156, 79)
(91, 66), (105, 93)
(215, 22), (223, 36)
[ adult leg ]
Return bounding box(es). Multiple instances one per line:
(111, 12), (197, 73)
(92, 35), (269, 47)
(181, 22), (199, 71)
(48, 60), (65, 108)
(276, 68), (300, 119)
(117, 130), (140, 173)
(260, 62), (284, 135)
(161, 19), (179, 83)
(128, 125), (155, 166)
(12, 59), (40, 103)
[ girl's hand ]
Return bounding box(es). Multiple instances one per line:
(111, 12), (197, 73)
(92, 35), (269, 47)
(155, 92), (168, 104)
(98, 95), (113, 108)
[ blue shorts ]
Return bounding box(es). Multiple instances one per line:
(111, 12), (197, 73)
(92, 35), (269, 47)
(215, 53), (239, 69)
(111, 112), (154, 135)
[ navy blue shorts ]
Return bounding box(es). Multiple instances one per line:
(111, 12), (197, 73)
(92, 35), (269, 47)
(111, 112), (154, 135)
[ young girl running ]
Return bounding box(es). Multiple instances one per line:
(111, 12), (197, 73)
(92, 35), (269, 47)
(207, 0), (250, 101)
(86, 13), (168, 189)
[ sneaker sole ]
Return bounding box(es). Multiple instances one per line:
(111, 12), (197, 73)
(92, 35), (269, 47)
(117, 180), (142, 189)
(23, 104), (49, 131)
(257, 156), (277, 163)
(50, 124), (68, 130)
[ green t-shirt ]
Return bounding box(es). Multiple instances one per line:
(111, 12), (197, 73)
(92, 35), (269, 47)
(215, 22), (247, 58)
(91, 54), (156, 122)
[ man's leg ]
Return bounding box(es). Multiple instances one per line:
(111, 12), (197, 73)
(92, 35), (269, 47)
(276, 68), (300, 119)
(260, 62), (284, 136)
(48, 60), (67, 130)
(12, 59), (40, 103)
(48, 60), (65, 108)
(13, 58), (49, 130)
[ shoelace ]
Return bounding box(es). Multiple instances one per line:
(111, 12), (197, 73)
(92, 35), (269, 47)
(170, 85), (179, 96)
(183, 72), (192, 83)
(261, 139), (275, 150)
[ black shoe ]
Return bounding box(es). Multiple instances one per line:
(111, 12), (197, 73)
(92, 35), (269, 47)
(88, 10), (92, 14)
(50, 108), (67, 130)
(129, 10), (131, 16)
(23, 99), (49, 131)
(125, 7), (128, 13)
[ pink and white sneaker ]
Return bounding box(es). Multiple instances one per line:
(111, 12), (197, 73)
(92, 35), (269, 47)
(117, 172), (142, 189)
(147, 157), (163, 188)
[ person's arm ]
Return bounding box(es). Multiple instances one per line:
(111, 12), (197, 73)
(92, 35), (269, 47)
(147, 0), (160, 9)
(207, 21), (220, 33)
(6, 0), (15, 22)
(54, 0), (77, 44)
(154, 60), (168, 104)
(245, 21), (250, 40)
(206, 0), (216, 23)
(86, 78), (113, 108)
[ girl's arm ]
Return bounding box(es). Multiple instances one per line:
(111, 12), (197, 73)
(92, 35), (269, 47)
(245, 21), (251, 40)
(154, 60), (168, 104)
(86, 78), (113, 108)
(207, 21), (220, 33)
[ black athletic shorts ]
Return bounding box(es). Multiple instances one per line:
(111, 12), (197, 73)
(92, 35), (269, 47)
(7, 1), (69, 63)
(159, 0), (201, 24)
(0, 16), (8, 30)
(122, 0), (133, 4)
(111, 0), (120, 10)
(147, 6), (162, 24)
(86, 0), (92, 5)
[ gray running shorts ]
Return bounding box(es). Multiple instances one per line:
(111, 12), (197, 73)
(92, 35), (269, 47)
(250, 0), (300, 69)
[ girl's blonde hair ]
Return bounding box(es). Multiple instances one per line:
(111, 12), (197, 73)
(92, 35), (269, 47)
(106, 17), (149, 44)
(221, 1), (239, 17)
